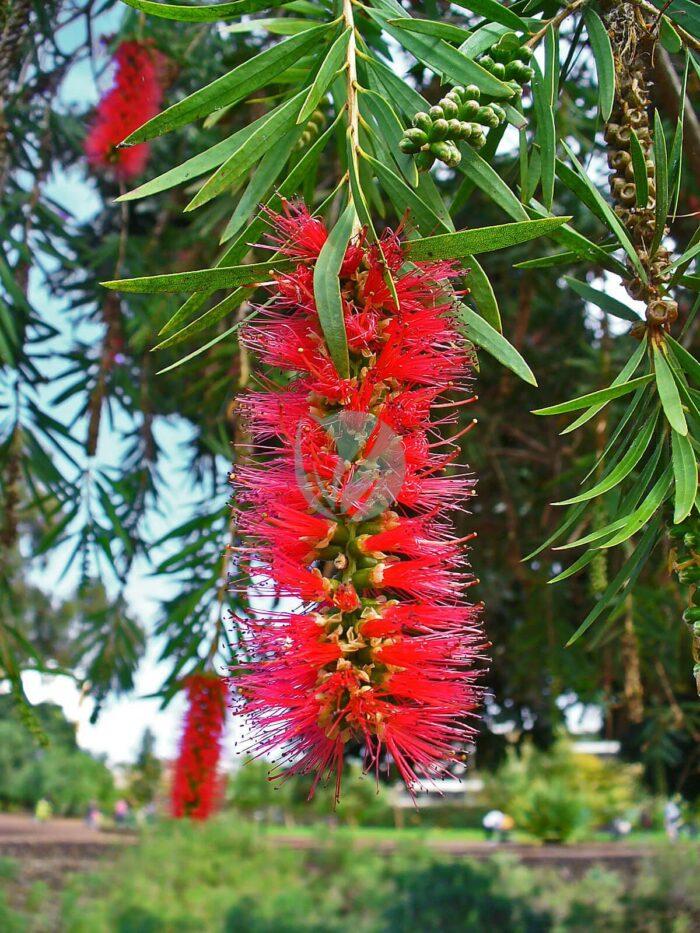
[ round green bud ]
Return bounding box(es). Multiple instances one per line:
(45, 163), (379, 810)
(464, 84), (481, 100)
(441, 98), (459, 119)
(399, 137), (420, 154)
(490, 103), (506, 123)
(404, 127), (429, 146)
(429, 105), (445, 120)
(447, 118), (463, 138)
(514, 44), (533, 62)
(413, 111), (433, 133)
(476, 105), (500, 128)
(460, 99), (479, 119)
(457, 121), (472, 139)
(415, 150), (436, 172)
(679, 566), (700, 585)
(491, 62), (506, 79)
(429, 118), (449, 140)
(451, 85), (466, 99)
(491, 44), (510, 63)
(431, 140), (461, 167)
(479, 55), (494, 71)
(683, 607), (700, 624)
(471, 131), (487, 149)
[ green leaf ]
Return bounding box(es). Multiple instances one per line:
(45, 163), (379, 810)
(565, 518), (660, 645)
(668, 229), (700, 272)
(221, 128), (301, 243)
(405, 216), (570, 261)
(649, 0), (700, 41)
(457, 143), (529, 221)
(361, 89), (418, 187)
(116, 111), (275, 202)
(455, 303), (536, 385)
(532, 375), (654, 415)
(554, 410), (658, 505)
(185, 91), (307, 210)
(451, 0), (527, 32)
(654, 342), (688, 435)
(459, 22), (511, 58)
(531, 58), (555, 209)
(651, 111), (669, 256)
(599, 467), (672, 549)
(563, 276), (641, 324)
(660, 14), (683, 52)
(672, 429), (697, 523)
(104, 259), (292, 293)
(667, 335), (700, 386)
(156, 323), (243, 375)
(584, 9), (615, 121)
(122, 23), (333, 144)
(562, 337), (648, 435)
(119, 0), (289, 21)
(364, 54), (429, 119)
(628, 129), (649, 208)
(465, 257), (501, 331)
(558, 143), (647, 282)
(369, 0), (513, 98)
(298, 28), (350, 124)
(360, 151), (445, 235)
(386, 18), (472, 44)
(153, 291), (254, 350)
(313, 202), (356, 379)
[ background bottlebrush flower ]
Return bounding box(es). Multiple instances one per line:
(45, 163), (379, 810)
(171, 673), (227, 820)
(232, 202), (484, 802)
(84, 40), (166, 180)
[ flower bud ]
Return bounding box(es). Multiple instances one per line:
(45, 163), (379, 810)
(464, 84), (480, 100)
(431, 140), (461, 167)
(429, 105), (445, 121)
(413, 112), (433, 133)
(404, 127), (429, 147)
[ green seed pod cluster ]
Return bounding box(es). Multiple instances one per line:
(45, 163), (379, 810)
(670, 516), (700, 695)
(477, 33), (534, 96)
(295, 107), (326, 151)
(399, 84), (506, 171)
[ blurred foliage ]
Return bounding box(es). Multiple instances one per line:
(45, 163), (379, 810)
(0, 696), (114, 815)
(125, 727), (162, 808)
(485, 734), (643, 841)
(3, 817), (691, 931)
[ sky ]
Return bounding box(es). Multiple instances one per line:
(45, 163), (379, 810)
(15, 2), (625, 768)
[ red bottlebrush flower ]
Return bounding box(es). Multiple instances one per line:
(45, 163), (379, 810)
(171, 673), (227, 820)
(84, 41), (167, 180)
(232, 200), (484, 802)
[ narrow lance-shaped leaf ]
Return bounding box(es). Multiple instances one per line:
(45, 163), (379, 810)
(671, 430), (698, 524)
(653, 341), (688, 435)
(455, 303), (537, 386)
(531, 58), (555, 210)
(584, 9), (615, 121)
(651, 110), (669, 256)
(297, 28), (351, 124)
(532, 374), (654, 416)
(119, 0), (290, 21)
(563, 276), (641, 324)
(103, 260), (293, 294)
(565, 518), (661, 646)
(628, 129), (649, 207)
(122, 22), (335, 144)
(406, 216), (569, 261)
(313, 202), (357, 379)
(553, 410), (658, 505)
(451, 0), (527, 32)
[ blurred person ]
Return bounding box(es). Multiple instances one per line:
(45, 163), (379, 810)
(114, 798), (130, 827)
(85, 800), (101, 830)
(483, 809), (505, 842)
(663, 797), (682, 840)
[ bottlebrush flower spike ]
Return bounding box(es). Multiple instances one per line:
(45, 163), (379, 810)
(232, 202), (484, 802)
(171, 673), (227, 820)
(84, 40), (167, 180)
